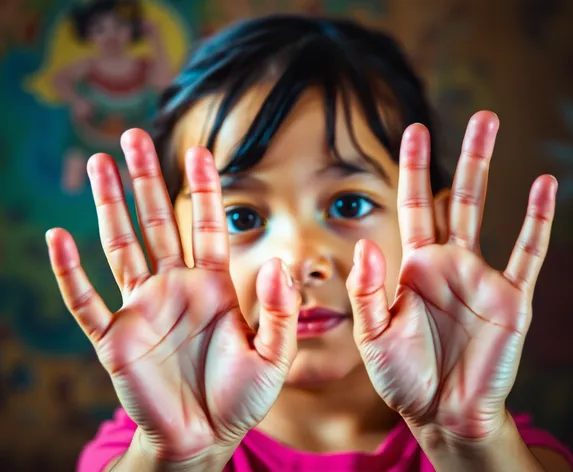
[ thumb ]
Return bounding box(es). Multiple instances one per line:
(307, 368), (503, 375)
(346, 239), (391, 345)
(254, 258), (300, 370)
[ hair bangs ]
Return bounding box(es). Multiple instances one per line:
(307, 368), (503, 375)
(211, 35), (396, 177)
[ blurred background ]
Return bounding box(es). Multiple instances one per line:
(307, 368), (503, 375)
(0, 0), (572, 470)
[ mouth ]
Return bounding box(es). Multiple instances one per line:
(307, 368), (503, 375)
(297, 307), (349, 339)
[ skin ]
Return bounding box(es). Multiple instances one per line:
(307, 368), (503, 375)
(46, 85), (571, 471)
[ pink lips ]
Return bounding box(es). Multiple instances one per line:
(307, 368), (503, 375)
(297, 307), (348, 339)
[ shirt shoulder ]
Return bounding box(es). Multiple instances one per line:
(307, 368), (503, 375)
(513, 412), (573, 467)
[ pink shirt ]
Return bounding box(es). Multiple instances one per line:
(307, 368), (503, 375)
(78, 408), (573, 472)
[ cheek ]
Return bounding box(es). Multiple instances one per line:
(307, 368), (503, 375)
(364, 215), (403, 302)
(174, 199), (194, 267)
(228, 252), (259, 329)
(176, 197), (260, 327)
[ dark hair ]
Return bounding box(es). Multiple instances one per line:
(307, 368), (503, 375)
(71, 0), (143, 42)
(153, 14), (450, 203)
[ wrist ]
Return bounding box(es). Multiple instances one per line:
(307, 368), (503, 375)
(408, 411), (545, 472)
(407, 409), (508, 452)
(119, 428), (239, 472)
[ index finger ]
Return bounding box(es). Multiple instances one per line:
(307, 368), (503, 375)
(504, 175), (557, 291)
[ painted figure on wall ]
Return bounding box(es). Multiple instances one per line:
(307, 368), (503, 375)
(27, 0), (187, 193)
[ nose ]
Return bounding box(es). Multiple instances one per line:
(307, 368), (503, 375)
(279, 239), (334, 288)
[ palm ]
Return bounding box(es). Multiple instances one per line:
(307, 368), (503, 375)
(103, 269), (288, 451)
(47, 131), (298, 462)
(348, 112), (556, 439)
(370, 245), (526, 436)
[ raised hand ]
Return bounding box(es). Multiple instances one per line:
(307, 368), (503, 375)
(346, 112), (557, 441)
(47, 130), (300, 464)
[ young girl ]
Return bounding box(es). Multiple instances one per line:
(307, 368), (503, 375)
(46, 15), (573, 472)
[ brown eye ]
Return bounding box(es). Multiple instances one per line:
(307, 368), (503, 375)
(327, 193), (378, 219)
(225, 206), (264, 234)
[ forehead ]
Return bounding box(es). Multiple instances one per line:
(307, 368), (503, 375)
(173, 84), (400, 180)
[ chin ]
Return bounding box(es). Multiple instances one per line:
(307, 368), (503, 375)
(284, 344), (364, 388)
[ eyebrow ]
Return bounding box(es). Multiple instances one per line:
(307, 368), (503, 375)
(315, 159), (390, 183)
(219, 172), (268, 192)
(217, 154), (391, 192)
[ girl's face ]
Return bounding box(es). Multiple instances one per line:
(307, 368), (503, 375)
(174, 85), (403, 387)
(87, 12), (132, 53)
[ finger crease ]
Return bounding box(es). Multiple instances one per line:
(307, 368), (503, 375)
(70, 289), (97, 313)
(122, 273), (150, 294)
(105, 233), (138, 253)
(55, 263), (81, 278)
(400, 197), (432, 209)
(451, 190), (481, 206)
(143, 213), (173, 228)
(516, 241), (543, 258)
(193, 221), (225, 233)
(401, 163), (428, 171)
(526, 210), (552, 223)
(405, 236), (435, 250)
(190, 187), (218, 195)
(448, 232), (473, 248)
(461, 150), (490, 162)
(505, 272), (530, 291)
(131, 170), (161, 182)
(96, 195), (125, 207)
(193, 258), (228, 272)
(157, 255), (183, 272)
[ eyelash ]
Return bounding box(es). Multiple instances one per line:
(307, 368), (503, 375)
(225, 205), (266, 235)
(224, 193), (381, 235)
(325, 193), (381, 220)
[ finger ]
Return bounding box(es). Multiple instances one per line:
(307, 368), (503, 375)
(504, 175), (557, 291)
(46, 228), (112, 343)
(121, 129), (184, 272)
(253, 258), (300, 369)
(87, 153), (149, 292)
(186, 147), (229, 271)
(346, 240), (391, 346)
(397, 124), (435, 258)
(448, 111), (499, 250)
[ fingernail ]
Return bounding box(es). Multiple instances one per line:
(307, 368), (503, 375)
(281, 261), (293, 288)
(45, 229), (54, 243)
(550, 175), (558, 190)
(354, 241), (363, 266)
(550, 176), (558, 200)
